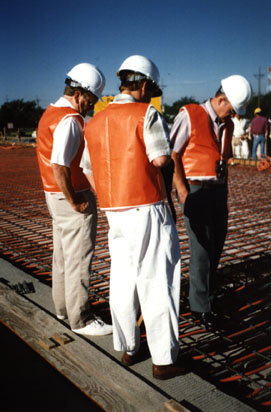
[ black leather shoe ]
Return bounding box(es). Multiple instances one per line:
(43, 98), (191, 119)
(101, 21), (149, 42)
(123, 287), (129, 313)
(191, 311), (218, 329)
(211, 297), (224, 314)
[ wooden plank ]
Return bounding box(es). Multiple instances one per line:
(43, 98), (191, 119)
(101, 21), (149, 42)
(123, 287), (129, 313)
(0, 284), (179, 412)
(52, 332), (73, 345)
(165, 399), (190, 412)
(38, 336), (58, 350)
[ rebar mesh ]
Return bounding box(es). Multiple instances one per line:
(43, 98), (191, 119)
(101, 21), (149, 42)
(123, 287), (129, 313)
(0, 146), (271, 410)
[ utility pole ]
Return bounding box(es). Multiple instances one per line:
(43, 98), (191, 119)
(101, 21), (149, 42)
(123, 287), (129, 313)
(267, 66), (271, 94)
(254, 67), (264, 107)
(160, 80), (167, 113)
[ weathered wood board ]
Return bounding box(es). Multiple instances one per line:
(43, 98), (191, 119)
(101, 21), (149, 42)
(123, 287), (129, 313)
(0, 284), (187, 412)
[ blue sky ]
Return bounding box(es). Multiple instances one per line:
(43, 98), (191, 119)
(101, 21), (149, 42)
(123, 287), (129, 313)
(1, 0), (271, 108)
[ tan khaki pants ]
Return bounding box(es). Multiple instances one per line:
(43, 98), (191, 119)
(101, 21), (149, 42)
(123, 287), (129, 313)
(45, 190), (97, 329)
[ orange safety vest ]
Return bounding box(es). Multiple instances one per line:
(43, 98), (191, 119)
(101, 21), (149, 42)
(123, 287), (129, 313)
(181, 104), (233, 178)
(85, 102), (166, 209)
(37, 105), (89, 192)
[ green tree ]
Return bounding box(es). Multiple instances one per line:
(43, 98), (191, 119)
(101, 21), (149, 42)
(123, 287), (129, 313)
(163, 96), (199, 124)
(0, 99), (44, 132)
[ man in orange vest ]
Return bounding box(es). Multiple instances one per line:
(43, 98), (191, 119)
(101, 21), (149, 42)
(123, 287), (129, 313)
(37, 63), (112, 336)
(170, 75), (252, 328)
(82, 55), (184, 380)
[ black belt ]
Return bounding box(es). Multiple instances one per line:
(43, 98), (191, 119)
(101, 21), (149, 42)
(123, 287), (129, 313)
(187, 179), (226, 188)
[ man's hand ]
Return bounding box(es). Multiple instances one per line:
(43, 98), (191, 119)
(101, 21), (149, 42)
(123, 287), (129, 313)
(71, 192), (89, 213)
(52, 164), (88, 213)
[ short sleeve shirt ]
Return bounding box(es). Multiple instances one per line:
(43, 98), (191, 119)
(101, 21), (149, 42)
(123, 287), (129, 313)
(50, 97), (84, 167)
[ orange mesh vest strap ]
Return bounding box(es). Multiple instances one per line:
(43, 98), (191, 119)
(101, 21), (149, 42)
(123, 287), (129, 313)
(37, 105), (89, 192)
(181, 104), (233, 178)
(85, 102), (166, 209)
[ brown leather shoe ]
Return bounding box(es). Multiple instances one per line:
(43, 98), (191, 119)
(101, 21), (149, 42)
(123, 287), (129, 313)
(152, 363), (186, 380)
(121, 352), (139, 366)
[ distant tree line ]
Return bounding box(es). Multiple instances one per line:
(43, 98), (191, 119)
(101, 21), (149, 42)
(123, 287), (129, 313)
(163, 96), (199, 124)
(0, 93), (270, 135)
(0, 99), (44, 135)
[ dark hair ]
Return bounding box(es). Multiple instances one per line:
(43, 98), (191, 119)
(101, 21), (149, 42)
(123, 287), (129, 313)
(119, 79), (145, 92)
(215, 86), (225, 97)
(64, 84), (86, 96)
(119, 71), (161, 96)
(118, 71), (144, 92)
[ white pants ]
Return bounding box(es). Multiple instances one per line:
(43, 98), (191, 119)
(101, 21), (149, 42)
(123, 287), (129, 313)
(106, 202), (181, 365)
(233, 138), (249, 159)
(45, 190), (97, 329)
(241, 140), (249, 159)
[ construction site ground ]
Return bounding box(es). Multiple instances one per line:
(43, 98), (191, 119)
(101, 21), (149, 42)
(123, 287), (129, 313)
(0, 145), (271, 412)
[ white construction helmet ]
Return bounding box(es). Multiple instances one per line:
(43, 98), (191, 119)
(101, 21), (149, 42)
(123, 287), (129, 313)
(221, 75), (252, 115)
(66, 63), (105, 98)
(117, 55), (162, 97)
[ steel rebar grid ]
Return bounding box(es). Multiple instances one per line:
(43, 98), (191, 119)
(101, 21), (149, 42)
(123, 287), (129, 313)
(0, 146), (271, 410)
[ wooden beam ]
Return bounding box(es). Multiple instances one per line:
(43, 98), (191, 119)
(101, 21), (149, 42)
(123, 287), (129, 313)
(0, 284), (186, 412)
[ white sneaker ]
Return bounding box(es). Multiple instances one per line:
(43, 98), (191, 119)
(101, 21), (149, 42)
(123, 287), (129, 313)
(72, 318), (113, 336)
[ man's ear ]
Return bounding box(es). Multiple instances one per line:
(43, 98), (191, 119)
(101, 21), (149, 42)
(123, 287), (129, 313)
(141, 81), (147, 94)
(141, 81), (152, 102)
(73, 90), (82, 104)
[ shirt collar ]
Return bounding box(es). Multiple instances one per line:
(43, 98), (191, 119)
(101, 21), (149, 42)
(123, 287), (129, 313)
(113, 93), (137, 103)
(52, 96), (75, 109)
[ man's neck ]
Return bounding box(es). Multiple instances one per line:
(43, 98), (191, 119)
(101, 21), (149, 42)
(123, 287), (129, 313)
(63, 95), (78, 112)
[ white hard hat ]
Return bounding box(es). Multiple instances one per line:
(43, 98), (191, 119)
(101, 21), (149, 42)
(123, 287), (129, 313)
(66, 63), (105, 98)
(117, 55), (162, 97)
(221, 75), (252, 115)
